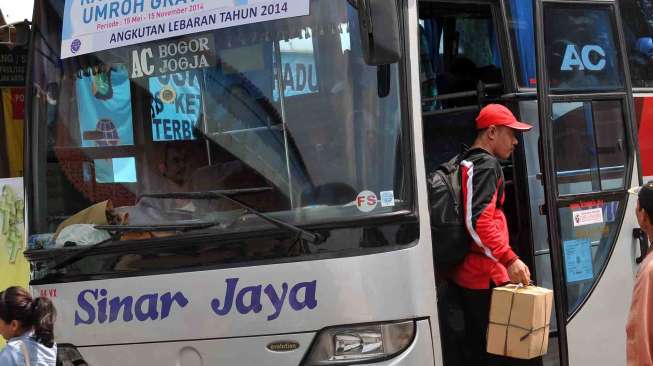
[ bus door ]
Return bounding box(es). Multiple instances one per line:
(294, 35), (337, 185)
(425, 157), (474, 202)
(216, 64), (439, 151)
(417, 1), (532, 365)
(534, 1), (640, 365)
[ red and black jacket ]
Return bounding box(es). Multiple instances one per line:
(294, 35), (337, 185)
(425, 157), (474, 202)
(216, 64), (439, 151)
(451, 148), (518, 289)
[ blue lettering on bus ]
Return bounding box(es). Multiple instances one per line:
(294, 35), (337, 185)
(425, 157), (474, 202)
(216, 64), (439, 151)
(73, 278), (318, 325)
(210, 278), (318, 321)
(74, 289), (189, 325)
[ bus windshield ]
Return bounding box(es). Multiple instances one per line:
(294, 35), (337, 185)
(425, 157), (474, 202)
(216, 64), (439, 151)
(29, 0), (409, 251)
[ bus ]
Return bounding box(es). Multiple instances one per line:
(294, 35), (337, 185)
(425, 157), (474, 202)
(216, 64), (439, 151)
(24, 0), (642, 365)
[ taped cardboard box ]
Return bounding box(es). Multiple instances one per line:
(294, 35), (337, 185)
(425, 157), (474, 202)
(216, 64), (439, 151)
(487, 285), (553, 359)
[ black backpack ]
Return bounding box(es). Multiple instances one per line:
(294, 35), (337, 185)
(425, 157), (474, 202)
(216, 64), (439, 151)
(428, 154), (471, 275)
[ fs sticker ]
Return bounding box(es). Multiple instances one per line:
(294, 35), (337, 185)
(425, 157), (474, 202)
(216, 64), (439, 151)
(356, 191), (378, 212)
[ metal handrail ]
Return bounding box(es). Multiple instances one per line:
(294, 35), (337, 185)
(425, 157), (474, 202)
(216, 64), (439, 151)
(420, 82), (503, 103)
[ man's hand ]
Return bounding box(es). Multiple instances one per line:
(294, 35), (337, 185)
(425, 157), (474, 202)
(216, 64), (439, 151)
(507, 259), (531, 285)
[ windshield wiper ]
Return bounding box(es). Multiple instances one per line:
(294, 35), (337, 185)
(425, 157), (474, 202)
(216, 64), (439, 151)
(47, 188), (322, 273)
(95, 221), (223, 233)
(139, 187), (273, 200)
(141, 187), (324, 244)
(49, 219), (224, 272)
(94, 187), (273, 234)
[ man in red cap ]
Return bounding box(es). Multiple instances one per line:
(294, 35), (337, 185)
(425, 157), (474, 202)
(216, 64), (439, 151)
(454, 103), (533, 365)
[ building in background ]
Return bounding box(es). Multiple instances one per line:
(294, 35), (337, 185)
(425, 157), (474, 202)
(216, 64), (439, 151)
(0, 7), (31, 348)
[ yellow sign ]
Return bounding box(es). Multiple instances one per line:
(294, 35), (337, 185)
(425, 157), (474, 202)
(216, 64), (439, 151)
(0, 178), (29, 347)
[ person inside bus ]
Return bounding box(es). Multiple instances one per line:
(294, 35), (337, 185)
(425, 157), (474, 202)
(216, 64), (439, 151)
(626, 181), (653, 366)
(112, 142), (199, 227)
(157, 142), (193, 193)
(147, 142), (196, 213)
(451, 104), (533, 366)
(0, 286), (57, 366)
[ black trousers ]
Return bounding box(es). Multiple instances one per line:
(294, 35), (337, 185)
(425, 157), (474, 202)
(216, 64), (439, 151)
(437, 279), (527, 366)
(459, 286), (496, 365)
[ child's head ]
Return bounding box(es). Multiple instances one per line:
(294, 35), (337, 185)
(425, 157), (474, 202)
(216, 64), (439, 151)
(0, 287), (56, 347)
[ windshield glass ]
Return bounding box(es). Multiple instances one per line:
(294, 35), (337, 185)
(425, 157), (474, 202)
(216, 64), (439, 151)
(29, 0), (410, 252)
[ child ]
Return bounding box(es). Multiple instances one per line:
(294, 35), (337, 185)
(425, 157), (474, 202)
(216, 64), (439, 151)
(0, 287), (57, 366)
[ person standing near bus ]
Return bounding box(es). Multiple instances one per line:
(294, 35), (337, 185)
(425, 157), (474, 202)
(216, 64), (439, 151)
(0, 286), (57, 366)
(627, 181), (653, 366)
(453, 104), (533, 365)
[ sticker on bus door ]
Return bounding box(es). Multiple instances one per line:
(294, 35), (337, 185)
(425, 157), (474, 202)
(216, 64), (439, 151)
(572, 207), (604, 227)
(563, 238), (594, 283)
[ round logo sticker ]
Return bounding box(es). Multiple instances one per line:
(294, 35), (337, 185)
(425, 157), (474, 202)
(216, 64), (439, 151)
(71, 39), (81, 54)
(356, 190), (378, 212)
(160, 85), (177, 104)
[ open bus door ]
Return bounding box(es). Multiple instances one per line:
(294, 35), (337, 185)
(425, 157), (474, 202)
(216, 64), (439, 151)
(534, 1), (642, 365)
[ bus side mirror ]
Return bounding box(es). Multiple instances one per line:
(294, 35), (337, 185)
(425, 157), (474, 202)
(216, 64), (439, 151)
(357, 0), (401, 66)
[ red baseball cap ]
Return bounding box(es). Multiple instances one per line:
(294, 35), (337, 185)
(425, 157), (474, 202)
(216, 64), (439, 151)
(475, 104), (533, 131)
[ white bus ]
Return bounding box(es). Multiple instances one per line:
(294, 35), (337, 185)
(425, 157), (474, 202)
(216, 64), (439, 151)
(24, 0), (643, 365)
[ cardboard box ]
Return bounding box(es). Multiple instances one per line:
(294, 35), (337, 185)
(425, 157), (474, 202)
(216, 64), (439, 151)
(487, 285), (553, 359)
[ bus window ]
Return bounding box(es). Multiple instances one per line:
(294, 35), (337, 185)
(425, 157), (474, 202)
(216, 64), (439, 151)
(559, 200), (622, 312)
(419, 2), (503, 111)
(273, 29), (319, 99)
(552, 99), (628, 314)
(506, 0), (536, 88)
(544, 5), (623, 91)
(28, 0), (412, 275)
(619, 0), (653, 87)
(552, 100), (628, 195)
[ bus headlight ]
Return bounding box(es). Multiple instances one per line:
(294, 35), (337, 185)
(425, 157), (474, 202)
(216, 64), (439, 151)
(304, 320), (415, 365)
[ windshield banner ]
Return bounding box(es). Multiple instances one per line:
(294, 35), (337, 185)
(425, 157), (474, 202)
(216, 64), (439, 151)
(61, 0), (310, 59)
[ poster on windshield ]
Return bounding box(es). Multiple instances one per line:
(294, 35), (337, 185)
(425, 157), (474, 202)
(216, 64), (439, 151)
(76, 64), (134, 147)
(149, 71), (202, 141)
(129, 33), (216, 79)
(61, 0), (310, 59)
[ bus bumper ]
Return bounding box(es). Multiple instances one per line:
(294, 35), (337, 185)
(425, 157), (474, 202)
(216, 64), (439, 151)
(64, 319), (435, 365)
